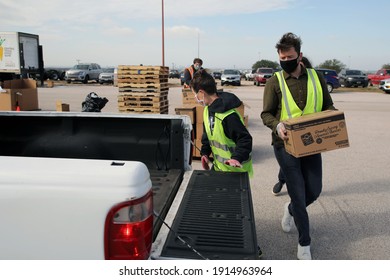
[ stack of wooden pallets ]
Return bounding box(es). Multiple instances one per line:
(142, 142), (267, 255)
(117, 65), (169, 114)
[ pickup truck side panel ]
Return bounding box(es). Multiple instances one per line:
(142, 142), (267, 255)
(367, 69), (390, 85)
(0, 112), (192, 259)
(0, 156), (151, 259)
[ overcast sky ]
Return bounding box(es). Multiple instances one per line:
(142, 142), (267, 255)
(1, 0), (388, 71)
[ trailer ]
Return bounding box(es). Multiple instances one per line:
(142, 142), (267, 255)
(0, 31), (44, 82)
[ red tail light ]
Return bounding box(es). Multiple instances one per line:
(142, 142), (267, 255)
(104, 191), (153, 260)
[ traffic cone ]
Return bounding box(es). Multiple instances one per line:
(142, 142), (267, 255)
(15, 102), (20, 111)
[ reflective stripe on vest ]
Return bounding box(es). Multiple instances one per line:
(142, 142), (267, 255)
(187, 66), (195, 79)
(275, 69), (323, 121)
(203, 107), (253, 177)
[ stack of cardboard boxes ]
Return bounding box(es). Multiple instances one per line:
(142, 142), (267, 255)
(175, 88), (247, 158)
(117, 65), (169, 114)
(0, 79), (39, 111)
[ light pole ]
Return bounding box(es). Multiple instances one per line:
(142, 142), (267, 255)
(197, 32), (200, 58)
(161, 0), (165, 66)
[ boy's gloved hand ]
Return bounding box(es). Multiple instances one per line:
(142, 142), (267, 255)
(201, 155), (210, 170)
(225, 159), (242, 168)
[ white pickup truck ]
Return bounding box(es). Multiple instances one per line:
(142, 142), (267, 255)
(0, 111), (258, 260)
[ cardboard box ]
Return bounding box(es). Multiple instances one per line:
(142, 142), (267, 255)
(195, 103), (244, 124)
(56, 101), (70, 112)
(182, 88), (198, 106)
(196, 122), (204, 139)
(175, 106), (196, 124)
(235, 103), (245, 119)
(196, 105), (204, 124)
(244, 114), (249, 127)
(46, 80), (54, 88)
(0, 79), (38, 111)
(284, 110), (349, 158)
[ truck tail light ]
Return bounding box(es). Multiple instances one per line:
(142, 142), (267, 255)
(104, 191), (153, 260)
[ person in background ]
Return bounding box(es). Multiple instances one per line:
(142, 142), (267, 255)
(261, 33), (336, 260)
(272, 56), (313, 196)
(190, 70), (253, 177)
(184, 58), (203, 88)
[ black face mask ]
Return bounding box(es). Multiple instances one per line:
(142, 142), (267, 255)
(280, 57), (299, 74)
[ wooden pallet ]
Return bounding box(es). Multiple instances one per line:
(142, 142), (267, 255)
(118, 105), (169, 114)
(118, 99), (169, 109)
(117, 76), (168, 83)
(118, 65), (169, 75)
(118, 94), (168, 103)
(118, 91), (168, 99)
(118, 87), (169, 94)
(118, 82), (168, 89)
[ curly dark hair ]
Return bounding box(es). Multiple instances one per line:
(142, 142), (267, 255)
(189, 70), (217, 95)
(193, 58), (203, 65)
(275, 32), (302, 54)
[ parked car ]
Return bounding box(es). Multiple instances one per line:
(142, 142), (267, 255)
(245, 69), (256, 81)
(212, 71), (222, 80)
(338, 69), (368, 88)
(169, 69), (180, 79)
(65, 63), (103, 84)
(113, 67), (118, 87)
(180, 71), (185, 86)
(315, 68), (341, 93)
(221, 69), (241, 86)
(254, 68), (274, 86)
(379, 79), (390, 94)
(99, 68), (115, 84)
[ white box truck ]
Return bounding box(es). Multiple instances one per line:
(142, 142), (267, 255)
(0, 31), (43, 81)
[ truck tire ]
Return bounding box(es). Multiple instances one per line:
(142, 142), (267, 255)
(50, 72), (59, 80)
(83, 75), (89, 84)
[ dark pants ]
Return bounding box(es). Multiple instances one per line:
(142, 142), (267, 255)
(273, 145), (323, 246)
(278, 168), (286, 184)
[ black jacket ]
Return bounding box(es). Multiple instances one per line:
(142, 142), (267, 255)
(201, 91), (252, 163)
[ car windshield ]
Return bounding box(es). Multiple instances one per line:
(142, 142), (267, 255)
(103, 68), (115, 73)
(260, 69), (273, 73)
(346, 70), (362, 75)
(224, 70), (239, 75)
(72, 64), (89, 70)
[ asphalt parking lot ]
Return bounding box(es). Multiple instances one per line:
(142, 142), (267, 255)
(37, 79), (390, 260)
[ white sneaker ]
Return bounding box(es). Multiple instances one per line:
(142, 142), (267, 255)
(297, 244), (312, 260)
(281, 202), (294, 232)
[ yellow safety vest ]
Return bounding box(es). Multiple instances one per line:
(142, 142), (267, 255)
(203, 107), (253, 177)
(275, 69), (323, 120)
